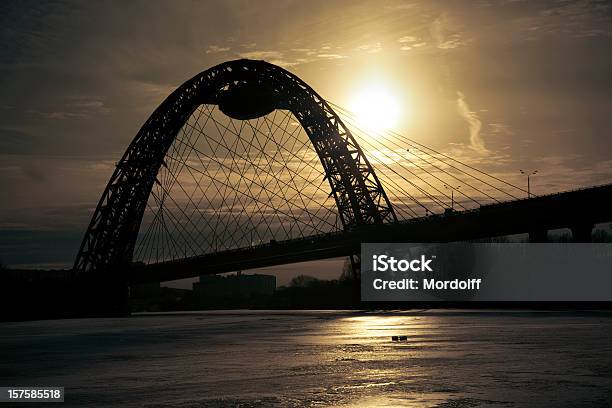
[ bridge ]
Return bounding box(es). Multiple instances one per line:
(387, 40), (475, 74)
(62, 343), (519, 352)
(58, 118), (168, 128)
(132, 183), (612, 284)
(73, 59), (611, 291)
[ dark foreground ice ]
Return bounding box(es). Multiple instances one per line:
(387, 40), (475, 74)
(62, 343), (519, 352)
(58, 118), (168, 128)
(1, 310), (612, 407)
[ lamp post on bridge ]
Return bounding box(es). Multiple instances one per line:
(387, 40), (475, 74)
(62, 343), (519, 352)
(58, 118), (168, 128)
(520, 169), (538, 198)
(444, 184), (460, 210)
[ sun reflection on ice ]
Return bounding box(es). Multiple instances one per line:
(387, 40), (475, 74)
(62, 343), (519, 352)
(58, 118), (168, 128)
(338, 314), (421, 343)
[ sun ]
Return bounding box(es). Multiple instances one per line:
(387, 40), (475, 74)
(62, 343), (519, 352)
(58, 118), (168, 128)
(349, 84), (401, 132)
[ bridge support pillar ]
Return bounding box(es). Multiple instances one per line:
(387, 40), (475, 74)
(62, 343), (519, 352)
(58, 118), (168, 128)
(528, 229), (548, 243)
(571, 224), (593, 243)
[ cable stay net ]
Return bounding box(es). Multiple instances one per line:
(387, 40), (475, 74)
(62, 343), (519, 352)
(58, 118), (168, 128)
(326, 100), (529, 220)
(133, 105), (340, 265)
(133, 101), (529, 265)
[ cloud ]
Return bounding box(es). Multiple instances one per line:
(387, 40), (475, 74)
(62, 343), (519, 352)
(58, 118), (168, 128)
(489, 123), (515, 136)
(0, 127), (33, 154)
(385, 3), (418, 11)
(532, 1), (612, 39)
(430, 13), (468, 49)
(521, 155), (612, 193)
(399, 36), (418, 43)
(239, 50), (284, 60)
(21, 164), (46, 182)
(456, 91), (486, 153)
(28, 97), (110, 120)
(315, 53), (346, 60)
(238, 48), (346, 68)
(1, 0), (611, 269)
(398, 36), (427, 51)
(291, 48), (316, 55)
(400, 42), (426, 51)
(238, 50), (299, 67)
(356, 42), (382, 54)
(205, 45), (230, 54)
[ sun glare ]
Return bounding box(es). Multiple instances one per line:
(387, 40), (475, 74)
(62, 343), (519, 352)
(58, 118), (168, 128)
(349, 84), (401, 132)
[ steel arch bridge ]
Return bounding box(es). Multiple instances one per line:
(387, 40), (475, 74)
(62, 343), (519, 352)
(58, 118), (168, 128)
(74, 59), (396, 276)
(74, 59), (612, 287)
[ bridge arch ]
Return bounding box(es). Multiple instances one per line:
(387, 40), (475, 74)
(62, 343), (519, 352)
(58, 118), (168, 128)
(74, 59), (396, 274)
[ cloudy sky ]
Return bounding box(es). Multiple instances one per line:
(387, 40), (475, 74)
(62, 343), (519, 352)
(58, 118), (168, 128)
(1, 0), (612, 280)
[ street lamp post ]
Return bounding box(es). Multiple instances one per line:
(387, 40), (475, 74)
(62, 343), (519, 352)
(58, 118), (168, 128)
(520, 169), (538, 198)
(444, 184), (461, 210)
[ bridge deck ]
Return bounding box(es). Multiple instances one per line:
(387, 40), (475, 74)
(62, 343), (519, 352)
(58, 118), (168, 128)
(131, 183), (612, 284)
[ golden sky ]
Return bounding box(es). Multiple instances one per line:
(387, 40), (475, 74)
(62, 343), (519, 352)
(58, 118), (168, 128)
(1, 0), (612, 271)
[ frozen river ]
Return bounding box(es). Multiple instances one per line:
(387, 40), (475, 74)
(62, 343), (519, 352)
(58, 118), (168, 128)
(1, 310), (612, 407)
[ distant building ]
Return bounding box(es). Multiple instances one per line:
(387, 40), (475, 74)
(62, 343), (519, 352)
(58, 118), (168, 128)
(130, 281), (162, 312)
(193, 271), (276, 301)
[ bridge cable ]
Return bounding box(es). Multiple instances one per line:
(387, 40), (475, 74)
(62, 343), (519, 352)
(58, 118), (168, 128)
(328, 101), (504, 204)
(327, 101), (526, 200)
(135, 105), (344, 263)
(340, 119), (466, 211)
(335, 110), (491, 207)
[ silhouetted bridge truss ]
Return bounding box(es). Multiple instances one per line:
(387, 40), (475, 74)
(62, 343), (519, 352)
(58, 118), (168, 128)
(74, 59), (612, 286)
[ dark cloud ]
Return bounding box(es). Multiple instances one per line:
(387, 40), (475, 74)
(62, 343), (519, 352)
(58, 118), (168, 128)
(21, 164), (46, 182)
(0, 127), (33, 154)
